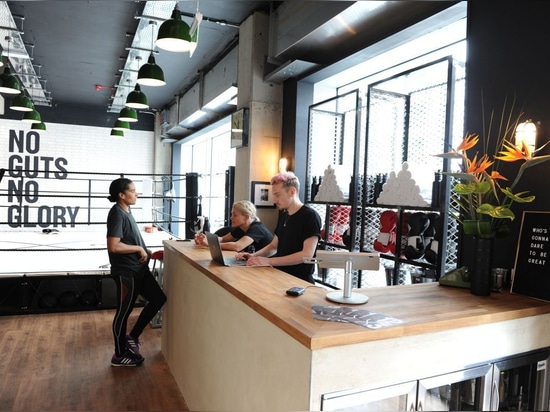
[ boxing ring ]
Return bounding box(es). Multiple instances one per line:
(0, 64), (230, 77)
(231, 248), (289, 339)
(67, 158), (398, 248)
(0, 169), (186, 315)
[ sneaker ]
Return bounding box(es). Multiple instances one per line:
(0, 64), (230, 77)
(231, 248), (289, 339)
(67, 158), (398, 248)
(126, 334), (143, 361)
(111, 351), (143, 367)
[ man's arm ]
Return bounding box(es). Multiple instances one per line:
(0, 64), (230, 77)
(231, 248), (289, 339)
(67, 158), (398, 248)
(245, 236), (317, 267)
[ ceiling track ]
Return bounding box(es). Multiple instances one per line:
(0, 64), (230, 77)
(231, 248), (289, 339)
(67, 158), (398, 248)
(109, 1), (177, 113)
(0, 2), (51, 107)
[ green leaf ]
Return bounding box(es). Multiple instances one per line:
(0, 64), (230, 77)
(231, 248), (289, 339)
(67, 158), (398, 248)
(524, 154), (550, 169)
(477, 204), (515, 220)
(433, 152), (463, 160)
(500, 188), (535, 203)
(454, 181), (491, 195)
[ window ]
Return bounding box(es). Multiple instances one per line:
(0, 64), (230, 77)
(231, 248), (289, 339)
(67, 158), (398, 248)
(171, 117), (236, 237)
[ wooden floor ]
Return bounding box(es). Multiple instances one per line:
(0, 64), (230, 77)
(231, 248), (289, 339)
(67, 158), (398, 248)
(0, 309), (189, 411)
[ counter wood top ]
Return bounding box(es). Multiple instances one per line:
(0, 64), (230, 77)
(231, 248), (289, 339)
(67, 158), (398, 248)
(164, 240), (550, 350)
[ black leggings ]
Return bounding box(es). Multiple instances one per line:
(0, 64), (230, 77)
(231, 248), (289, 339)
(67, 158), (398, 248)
(112, 266), (166, 356)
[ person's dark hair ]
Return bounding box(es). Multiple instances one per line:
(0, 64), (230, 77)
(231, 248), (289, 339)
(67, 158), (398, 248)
(107, 178), (133, 202)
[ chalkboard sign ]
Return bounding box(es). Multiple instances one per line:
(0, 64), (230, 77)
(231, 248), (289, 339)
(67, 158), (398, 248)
(512, 211), (550, 302)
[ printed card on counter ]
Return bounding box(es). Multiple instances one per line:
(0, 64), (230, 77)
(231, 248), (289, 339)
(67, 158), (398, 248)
(312, 305), (404, 330)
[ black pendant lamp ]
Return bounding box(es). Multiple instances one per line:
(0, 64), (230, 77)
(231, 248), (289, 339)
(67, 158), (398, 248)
(31, 122), (47, 131)
(110, 129), (124, 137)
(118, 107), (138, 122)
(137, 21), (166, 87)
(113, 120), (130, 131)
(155, 6), (195, 53)
(137, 52), (166, 87)
(10, 91), (34, 112)
(22, 105), (42, 123)
(126, 83), (149, 109)
(0, 37), (21, 95)
(0, 65), (21, 95)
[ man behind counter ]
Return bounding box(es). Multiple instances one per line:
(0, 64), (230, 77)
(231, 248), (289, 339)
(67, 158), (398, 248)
(236, 171), (321, 284)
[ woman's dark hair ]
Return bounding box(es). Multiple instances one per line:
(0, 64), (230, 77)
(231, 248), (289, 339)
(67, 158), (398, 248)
(107, 178), (133, 202)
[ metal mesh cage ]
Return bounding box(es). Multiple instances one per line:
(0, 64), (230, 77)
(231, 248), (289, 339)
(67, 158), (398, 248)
(307, 57), (466, 288)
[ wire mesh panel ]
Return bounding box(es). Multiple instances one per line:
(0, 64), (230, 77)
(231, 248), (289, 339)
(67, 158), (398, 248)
(306, 90), (360, 204)
(362, 57), (463, 281)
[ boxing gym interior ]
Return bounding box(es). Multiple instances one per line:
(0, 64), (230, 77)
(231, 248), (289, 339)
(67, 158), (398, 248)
(2, 2), (550, 411)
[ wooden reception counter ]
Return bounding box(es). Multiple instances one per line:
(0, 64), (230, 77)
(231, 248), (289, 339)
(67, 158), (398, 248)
(161, 240), (550, 411)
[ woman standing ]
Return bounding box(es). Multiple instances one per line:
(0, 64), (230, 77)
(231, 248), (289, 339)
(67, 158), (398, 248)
(194, 200), (273, 253)
(106, 177), (166, 366)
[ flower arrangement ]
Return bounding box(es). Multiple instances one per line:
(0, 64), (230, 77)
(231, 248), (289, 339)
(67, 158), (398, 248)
(436, 111), (550, 239)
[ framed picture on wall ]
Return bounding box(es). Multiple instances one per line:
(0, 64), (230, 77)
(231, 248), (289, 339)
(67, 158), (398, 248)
(230, 108), (249, 148)
(251, 181), (275, 208)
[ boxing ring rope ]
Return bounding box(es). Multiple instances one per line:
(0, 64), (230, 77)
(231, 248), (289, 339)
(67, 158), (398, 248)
(0, 168), (208, 313)
(0, 168), (202, 277)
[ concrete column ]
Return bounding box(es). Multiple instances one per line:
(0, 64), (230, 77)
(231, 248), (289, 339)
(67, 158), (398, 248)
(236, 11), (283, 229)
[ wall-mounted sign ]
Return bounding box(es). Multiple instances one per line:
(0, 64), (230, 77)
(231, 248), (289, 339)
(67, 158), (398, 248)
(512, 211), (550, 302)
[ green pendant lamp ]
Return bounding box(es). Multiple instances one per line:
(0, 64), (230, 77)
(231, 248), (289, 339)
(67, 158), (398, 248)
(155, 6), (195, 53)
(110, 129), (124, 137)
(137, 53), (166, 87)
(126, 84), (149, 109)
(113, 120), (130, 131)
(31, 122), (47, 131)
(0, 66), (22, 95)
(118, 106), (138, 122)
(10, 91), (34, 112)
(22, 106), (42, 123)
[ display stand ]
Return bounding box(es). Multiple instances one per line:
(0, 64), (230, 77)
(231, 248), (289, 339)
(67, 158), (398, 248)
(314, 250), (379, 304)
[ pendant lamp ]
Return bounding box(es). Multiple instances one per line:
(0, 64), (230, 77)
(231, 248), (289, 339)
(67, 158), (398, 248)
(137, 52), (166, 87)
(0, 66), (21, 94)
(126, 83), (149, 109)
(31, 122), (47, 131)
(22, 107), (42, 123)
(155, 6), (196, 53)
(0, 37), (21, 94)
(10, 91), (34, 112)
(110, 129), (124, 137)
(137, 22), (166, 87)
(118, 107), (138, 122)
(113, 120), (130, 131)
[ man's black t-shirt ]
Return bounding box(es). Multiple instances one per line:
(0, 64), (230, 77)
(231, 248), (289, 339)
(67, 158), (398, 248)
(274, 205), (321, 284)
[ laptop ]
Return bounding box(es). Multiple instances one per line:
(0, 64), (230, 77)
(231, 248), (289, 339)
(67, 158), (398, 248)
(205, 231), (247, 267)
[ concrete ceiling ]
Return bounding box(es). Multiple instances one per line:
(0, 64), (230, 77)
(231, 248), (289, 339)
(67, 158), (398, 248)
(0, 1), (459, 129)
(4, 1), (271, 113)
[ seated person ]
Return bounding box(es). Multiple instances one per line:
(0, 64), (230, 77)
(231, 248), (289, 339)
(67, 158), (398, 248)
(194, 200), (273, 253)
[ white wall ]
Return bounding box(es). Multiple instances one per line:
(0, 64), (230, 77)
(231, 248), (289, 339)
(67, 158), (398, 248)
(0, 119), (155, 232)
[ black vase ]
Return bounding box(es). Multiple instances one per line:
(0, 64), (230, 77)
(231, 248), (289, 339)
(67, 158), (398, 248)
(470, 236), (493, 296)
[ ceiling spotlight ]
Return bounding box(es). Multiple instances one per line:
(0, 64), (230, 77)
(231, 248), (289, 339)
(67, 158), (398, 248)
(113, 120), (130, 131)
(10, 91), (34, 112)
(155, 6), (197, 53)
(118, 106), (138, 122)
(126, 83), (149, 109)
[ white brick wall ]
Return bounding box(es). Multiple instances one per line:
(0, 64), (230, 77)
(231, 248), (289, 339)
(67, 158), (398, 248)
(0, 119), (155, 232)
